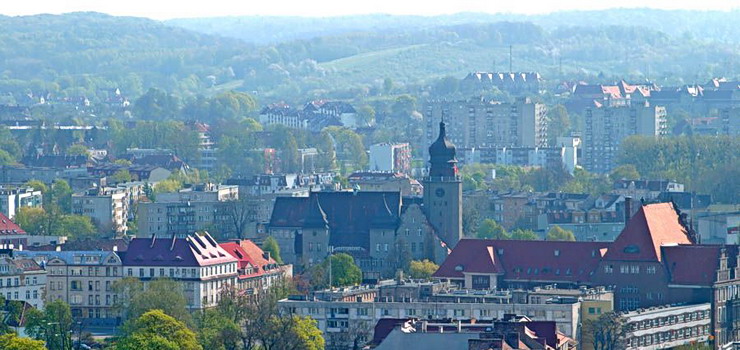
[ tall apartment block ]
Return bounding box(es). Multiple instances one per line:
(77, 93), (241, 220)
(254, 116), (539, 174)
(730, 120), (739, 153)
(368, 143), (412, 174)
(583, 102), (668, 173)
(424, 97), (548, 159)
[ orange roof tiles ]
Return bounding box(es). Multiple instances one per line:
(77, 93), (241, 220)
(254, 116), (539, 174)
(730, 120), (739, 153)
(0, 213), (26, 235)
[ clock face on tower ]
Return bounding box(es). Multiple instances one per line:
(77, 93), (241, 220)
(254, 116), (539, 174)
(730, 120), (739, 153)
(435, 188), (446, 197)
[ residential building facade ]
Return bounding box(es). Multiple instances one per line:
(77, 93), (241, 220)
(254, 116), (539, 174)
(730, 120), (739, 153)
(15, 250), (123, 326)
(368, 143), (412, 174)
(583, 102), (668, 172)
(136, 183), (239, 238)
(122, 233), (238, 309)
(424, 97), (548, 156)
(0, 186), (42, 219)
(0, 253), (46, 309)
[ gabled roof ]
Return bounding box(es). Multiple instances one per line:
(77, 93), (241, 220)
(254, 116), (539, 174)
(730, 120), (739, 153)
(123, 233), (235, 267)
(220, 240), (278, 279)
(603, 202), (690, 262)
(270, 191), (402, 249)
(0, 213), (26, 235)
(21, 154), (88, 168)
(433, 239), (607, 283)
(662, 245), (735, 286)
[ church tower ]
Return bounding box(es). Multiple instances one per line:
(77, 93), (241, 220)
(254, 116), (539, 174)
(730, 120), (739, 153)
(423, 120), (463, 248)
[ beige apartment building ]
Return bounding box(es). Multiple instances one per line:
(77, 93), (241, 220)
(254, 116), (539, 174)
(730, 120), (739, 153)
(583, 102), (668, 173)
(16, 250), (123, 326)
(424, 97), (548, 156)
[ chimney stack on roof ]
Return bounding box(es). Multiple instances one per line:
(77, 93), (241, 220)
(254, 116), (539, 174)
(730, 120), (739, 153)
(624, 197), (632, 222)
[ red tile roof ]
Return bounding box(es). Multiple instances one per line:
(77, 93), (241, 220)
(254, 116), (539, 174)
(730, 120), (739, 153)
(604, 202), (690, 262)
(220, 240), (278, 279)
(0, 213), (26, 235)
(433, 239), (607, 283)
(123, 233), (236, 267)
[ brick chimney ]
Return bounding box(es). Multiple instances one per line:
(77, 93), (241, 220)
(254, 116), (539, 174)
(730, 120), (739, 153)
(624, 197), (632, 222)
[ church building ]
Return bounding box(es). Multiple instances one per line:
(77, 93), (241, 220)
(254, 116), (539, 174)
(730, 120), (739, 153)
(267, 121), (462, 279)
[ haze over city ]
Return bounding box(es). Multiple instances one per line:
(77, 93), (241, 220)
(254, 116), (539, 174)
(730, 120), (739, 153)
(0, 1), (737, 350)
(1, 0), (738, 18)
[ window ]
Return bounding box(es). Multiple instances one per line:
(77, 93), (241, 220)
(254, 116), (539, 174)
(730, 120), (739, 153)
(357, 308), (369, 316)
(620, 265), (629, 274)
(647, 266), (656, 274)
(384, 243), (388, 252)
(630, 265), (640, 274)
(554, 250), (560, 256)
(472, 275), (490, 289)
(604, 265), (613, 273)
(376, 244), (380, 252)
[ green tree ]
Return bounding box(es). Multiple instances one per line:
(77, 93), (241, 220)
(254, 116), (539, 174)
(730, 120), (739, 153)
(409, 259), (439, 280)
(510, 229), (539, 240)
(262, 236), (284, 264)
(355, 105), (375, 127)
(116, 278), (191, 325)
(132, 88), (181, 120)
(326, 253), (361, 288)
(311, 253), (361, 289)
(195, 308), (240, 350)
(0, 333), (47, 350)
(610, 164), (641, 181)
(547, 105), (571, 145)
(117, 310), (201, 350)
(0, 150), (16, 166)
(153, 179), (183, 194)
(48, 179), (73, 213)
(110, 169), (133, 184)
(476, 219), (510, 239)
(65, 144), (90, 157)
(24, 180), (48, 194)
(547, 226), (576, 241)
(25, 299), (73, 350)
(383, 77), (393, 95)
(289, 316), (325, 350)
(582, 312), (626, 350)
(60, 215), (97, 240)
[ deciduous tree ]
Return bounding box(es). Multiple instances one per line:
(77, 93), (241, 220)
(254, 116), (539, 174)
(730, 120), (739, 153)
(546, 225), (576, 241)
(409, 260), (439, 280)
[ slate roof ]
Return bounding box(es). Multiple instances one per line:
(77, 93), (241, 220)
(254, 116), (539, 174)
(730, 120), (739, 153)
(21, 154), (88, 168)
(662, 245), (735, 286)
(603, 202), (690, 262)
(269, 191), (402, 249)
(123, 233), (235, 267)
(433, 239), (607, 283)
(132, 154), (188, 171)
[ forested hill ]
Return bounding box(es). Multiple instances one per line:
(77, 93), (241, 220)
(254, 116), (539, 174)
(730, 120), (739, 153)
(166, 9), (740, 45)
(0, 12), (250, 98)
(0, 11), (737, 105)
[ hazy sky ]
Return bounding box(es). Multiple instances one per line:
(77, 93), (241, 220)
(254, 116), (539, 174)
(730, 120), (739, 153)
(1, 0), (738, 19)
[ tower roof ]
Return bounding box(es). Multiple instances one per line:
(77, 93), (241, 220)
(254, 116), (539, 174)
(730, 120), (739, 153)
(428, 121), (456, 159)
(428, 121), (457, 177)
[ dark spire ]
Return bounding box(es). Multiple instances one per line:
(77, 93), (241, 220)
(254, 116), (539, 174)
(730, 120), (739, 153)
(428, 119), (457, 177)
